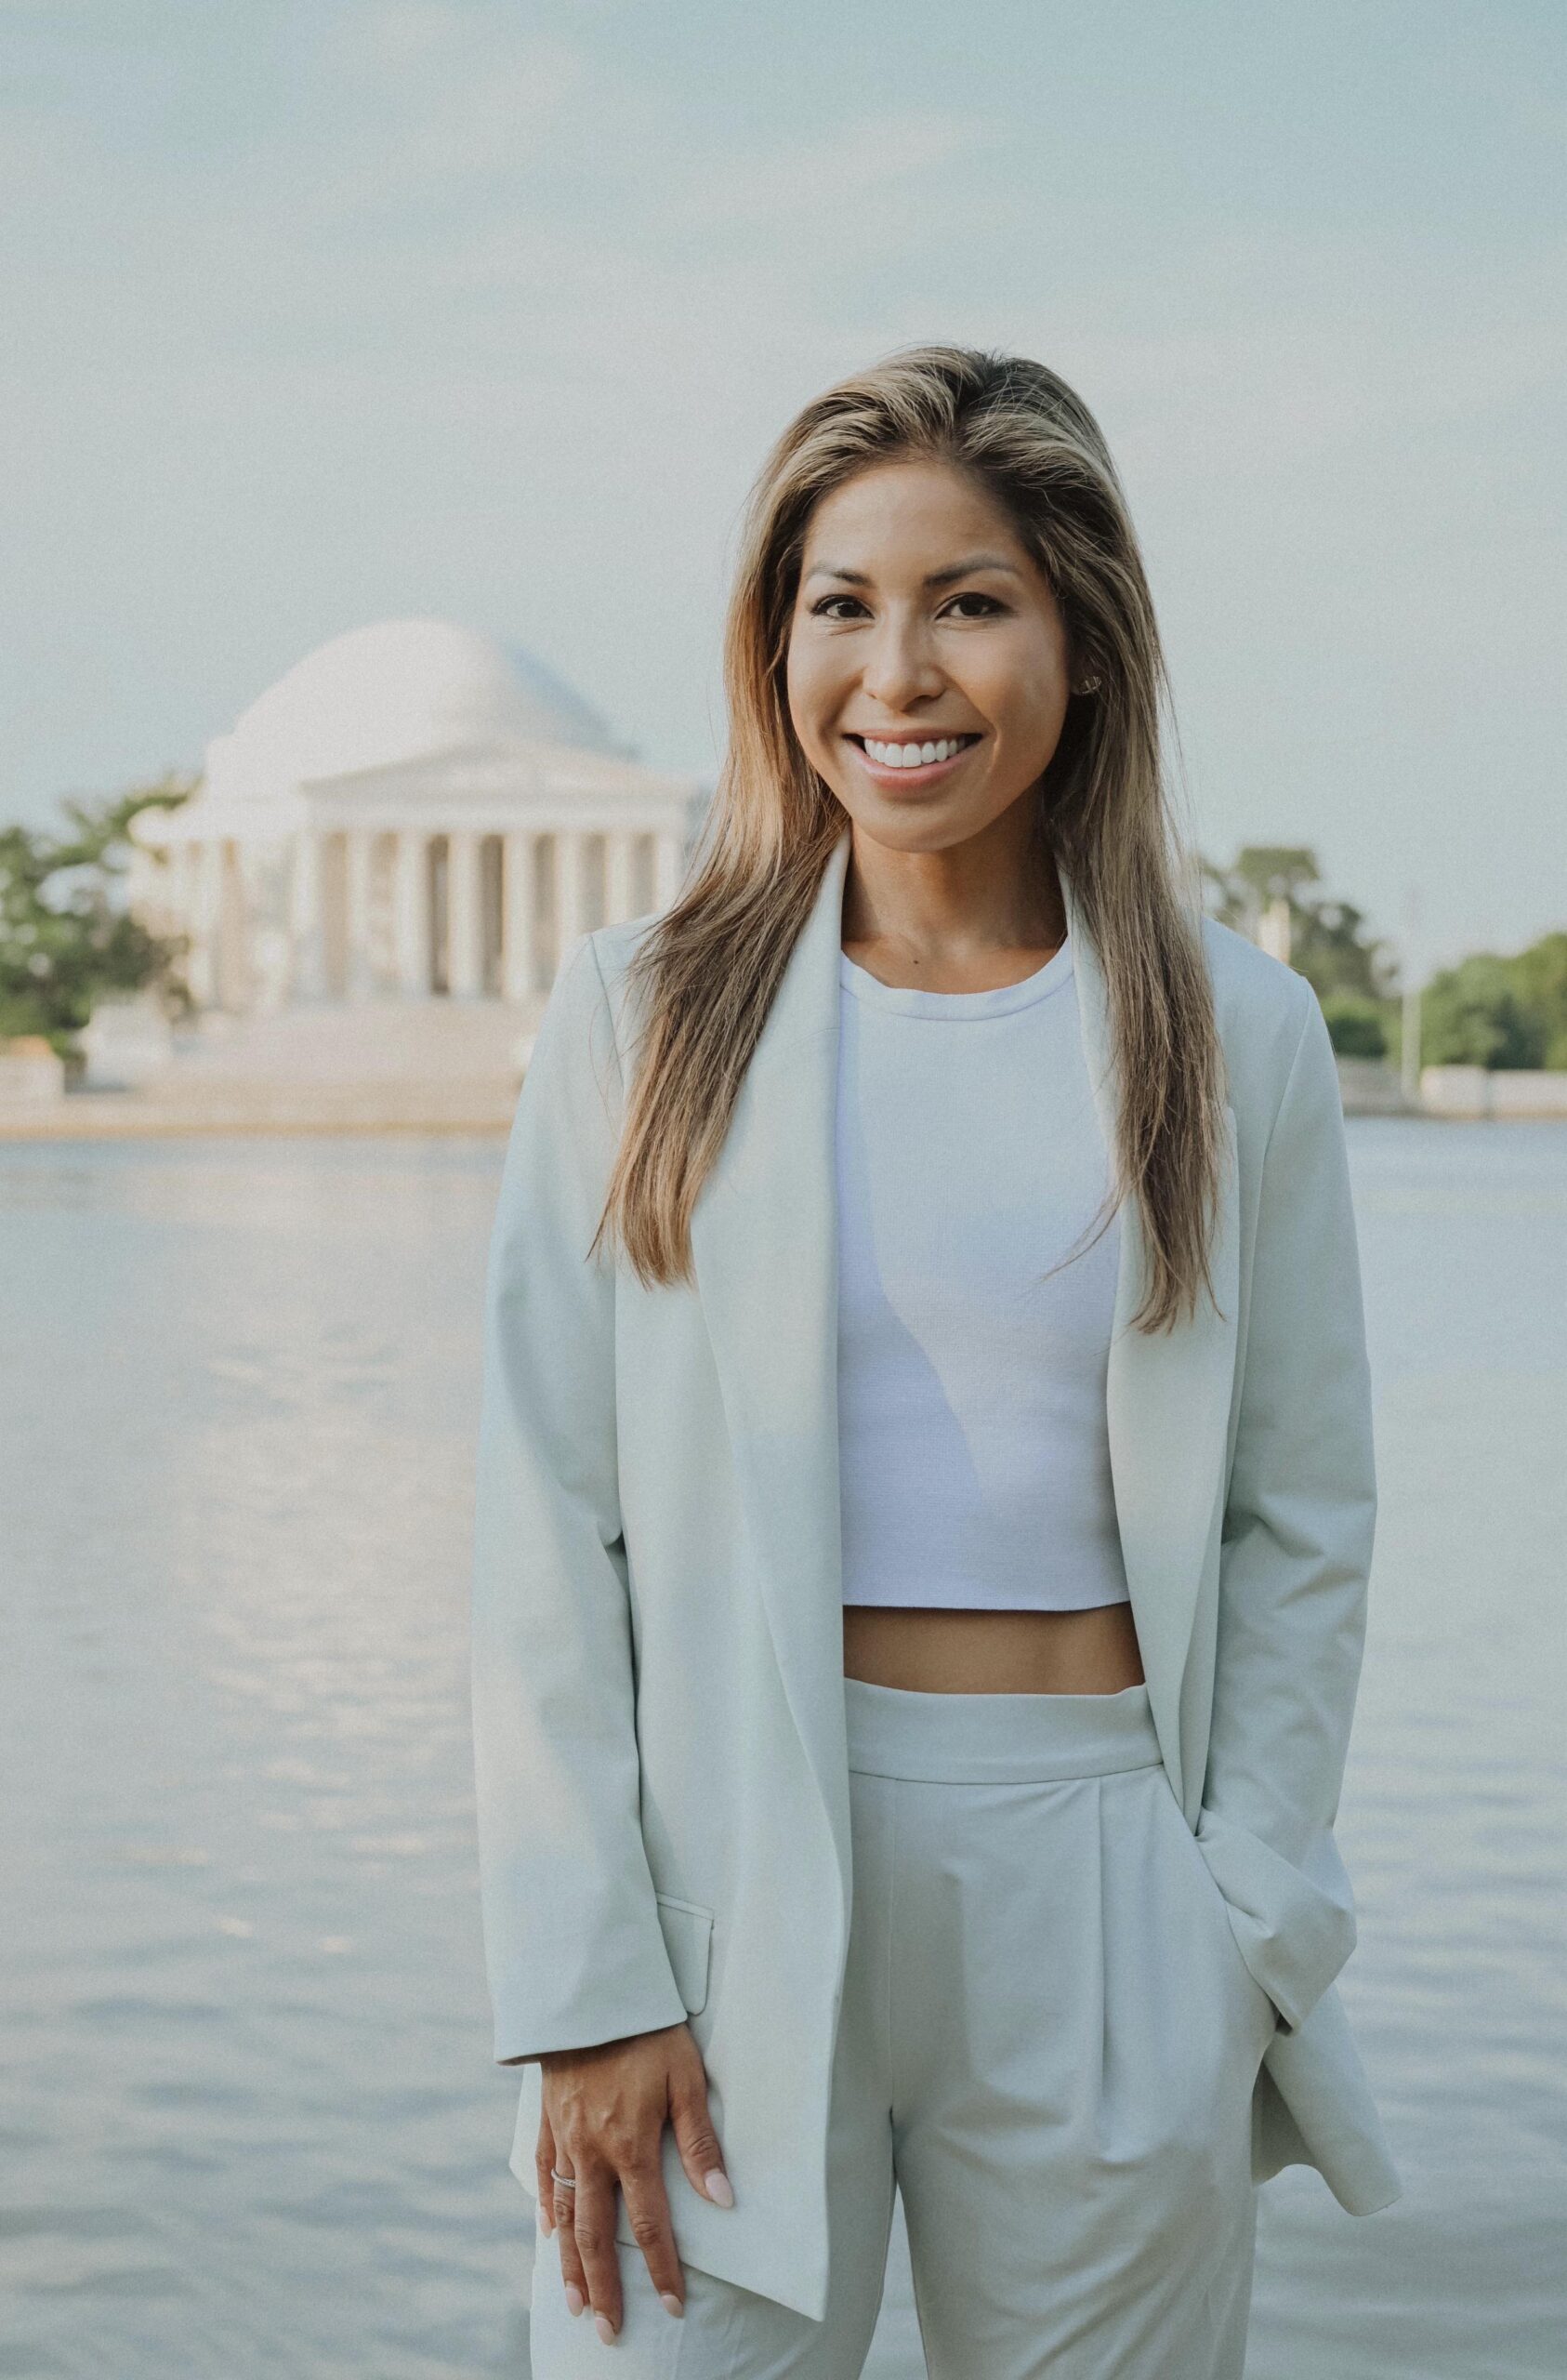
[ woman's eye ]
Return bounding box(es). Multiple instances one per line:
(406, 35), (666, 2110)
(808, 591), (1004, 621)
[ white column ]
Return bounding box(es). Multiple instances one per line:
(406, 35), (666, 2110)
(555, 830), (588, 966)
(220, 840), (250, 1011)
(393, 831), (428, 996)
(502, 833), (534, 1001)
(653, 831), (685, 913)
(174, 842), (201, 983)
(447, 828), (484, 998)
(605, 829), (638, 924)
(188, 840), (224, 1007)
(290, 827), (327, 1000)
(344, 828), (376, 1000)
(125, 841), (158, 932)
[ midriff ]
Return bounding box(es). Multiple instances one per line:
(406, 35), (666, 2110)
(841, 1600), (1145, 1696)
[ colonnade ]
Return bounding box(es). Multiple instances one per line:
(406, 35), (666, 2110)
(165, 823), (687, 1012)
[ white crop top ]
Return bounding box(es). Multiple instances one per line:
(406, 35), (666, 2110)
(836, 933), (1130, 1612)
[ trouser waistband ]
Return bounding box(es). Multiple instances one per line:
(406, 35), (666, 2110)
(842, 1674), (1164, 1783)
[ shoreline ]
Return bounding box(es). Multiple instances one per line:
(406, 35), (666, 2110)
(5, 1067), (1567, 1140)
(0, 1084), (519, 1140)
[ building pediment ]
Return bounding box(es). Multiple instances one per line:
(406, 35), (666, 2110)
(298, 735), (693, 803)
(299, 740), (548, 805)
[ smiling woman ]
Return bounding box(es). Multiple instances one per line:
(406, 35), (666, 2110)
(784, 453), (1149, 1699)
(795, 507), (1077, 799)
(471, 343), (1397, 2377)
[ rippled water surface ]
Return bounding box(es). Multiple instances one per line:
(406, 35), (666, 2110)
(2, 1121), (1563, 2378)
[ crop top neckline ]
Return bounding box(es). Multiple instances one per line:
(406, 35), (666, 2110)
(837, 934), (1073, 1021)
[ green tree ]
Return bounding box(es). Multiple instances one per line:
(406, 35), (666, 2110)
(1200, 845), (1321, 934)
(0, 774), (195, 1058)
(1201, 844), (1398, 1054)
(1317, 992), (1389, 1059)
(1510, 932), (1567, 1068)
(1420, 941), (1567, 1070)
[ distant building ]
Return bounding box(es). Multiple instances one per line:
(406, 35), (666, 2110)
(127, 619), (707, 1018)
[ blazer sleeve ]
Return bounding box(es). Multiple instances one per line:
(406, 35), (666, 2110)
(1195, 981), (1377, 2036)
(469, 931), (690, 2066)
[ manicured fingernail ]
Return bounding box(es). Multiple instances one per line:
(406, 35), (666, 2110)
(564, 2284), (584, 2316)
(661, 2292), (684, 2319)
(703, 2169), (734, 2207)
(595, 2312), (617, 2344)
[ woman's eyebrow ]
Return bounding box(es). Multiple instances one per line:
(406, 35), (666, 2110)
(803, 554), (1023, 589)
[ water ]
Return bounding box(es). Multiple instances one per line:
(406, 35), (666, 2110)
(1, 1120), (1562, 2378)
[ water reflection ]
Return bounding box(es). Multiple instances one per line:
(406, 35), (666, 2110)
(1, 1123), (1563, 2377)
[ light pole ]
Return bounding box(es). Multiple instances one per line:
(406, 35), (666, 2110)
(1258, 893), (1293, 967)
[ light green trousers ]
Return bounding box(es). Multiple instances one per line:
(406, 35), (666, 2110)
(527, 1675), (1272, 2379)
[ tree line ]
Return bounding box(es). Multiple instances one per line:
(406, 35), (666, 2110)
(3, 786), (1563, 1073)
(1203, 846), (1567, 1070)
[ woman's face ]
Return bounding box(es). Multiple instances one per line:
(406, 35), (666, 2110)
(784, 456), (1076, 855)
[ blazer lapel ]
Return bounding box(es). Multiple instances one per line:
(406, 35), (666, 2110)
(690, 826), (1241, 1907)
(1063, 872), (1240, 1806)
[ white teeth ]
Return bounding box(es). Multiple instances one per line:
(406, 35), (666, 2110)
(863, 735), (972, 768)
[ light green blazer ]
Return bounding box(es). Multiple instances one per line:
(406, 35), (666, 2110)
(470, 824), (1401, 2323)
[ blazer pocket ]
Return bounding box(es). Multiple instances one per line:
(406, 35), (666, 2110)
(654, 1893), (714, 2016)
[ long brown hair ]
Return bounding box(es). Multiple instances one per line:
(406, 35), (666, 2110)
(594, 343), (1227, 1333)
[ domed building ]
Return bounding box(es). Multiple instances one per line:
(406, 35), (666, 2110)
(127, 620), (707, 1019)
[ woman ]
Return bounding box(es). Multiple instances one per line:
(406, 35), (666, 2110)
(470, 345), (1400, 2378)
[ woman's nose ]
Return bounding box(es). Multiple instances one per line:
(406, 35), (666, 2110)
(859, 626), (944, 710)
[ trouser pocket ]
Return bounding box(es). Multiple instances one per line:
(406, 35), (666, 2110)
(1150, 1777), (1278, 2073)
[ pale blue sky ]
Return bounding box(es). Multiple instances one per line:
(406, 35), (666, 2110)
(3, 0), (1562, 970)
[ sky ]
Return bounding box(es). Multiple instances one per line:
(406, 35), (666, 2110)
(2, 0), (1563, 974)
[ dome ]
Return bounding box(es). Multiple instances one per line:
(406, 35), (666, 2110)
(203, 619), (619, 804)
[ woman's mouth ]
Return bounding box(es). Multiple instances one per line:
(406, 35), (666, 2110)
(844, 732), (984, 787)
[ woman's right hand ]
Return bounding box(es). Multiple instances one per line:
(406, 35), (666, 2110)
(537, 2022), (734, 2343)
